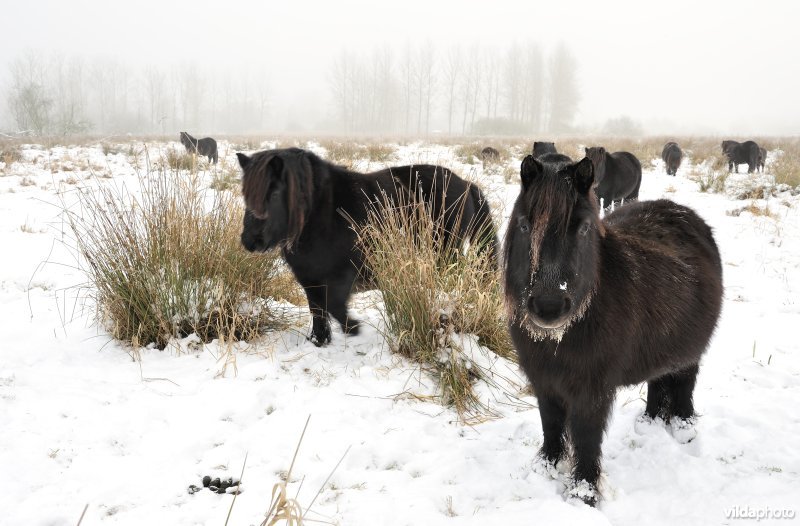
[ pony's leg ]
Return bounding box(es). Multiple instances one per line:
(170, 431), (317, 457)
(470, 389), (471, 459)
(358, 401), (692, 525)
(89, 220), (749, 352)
(326, 270), (360, 335)
(303, 285), (332, 347)
(568, 396), (612, 506)
(538, 394), (567, 464)
(645, 375), (671, 419)
(668, 364), (699, 420)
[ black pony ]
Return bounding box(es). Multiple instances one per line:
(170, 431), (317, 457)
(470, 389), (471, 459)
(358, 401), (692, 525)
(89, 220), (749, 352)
(757, 146), (767, 173)
(584, 147), (641, 208)
(504, 156), (722, 505)
(661, 141), (683, 176)
(480, 146), (500, 162)
(721, 140), (759, 173)
(180, 131), (218, 164)
(532, 141), (558, 158)
(238, 148), (498, 346)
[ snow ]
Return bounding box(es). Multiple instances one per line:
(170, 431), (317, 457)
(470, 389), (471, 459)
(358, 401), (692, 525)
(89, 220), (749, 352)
(1, 141), (798, 525)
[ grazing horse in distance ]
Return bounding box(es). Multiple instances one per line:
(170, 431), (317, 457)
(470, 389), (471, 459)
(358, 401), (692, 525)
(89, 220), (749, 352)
(661, 141), (683, 176)
(238, 148), (498, 346)
(584, 146), (642, 209)
(180, 131), (218, 164)
(503, 155), (723, 506)
(721, 140), (759, 173)
(532, 141), (558, 158)
(480, 146), (500, 162)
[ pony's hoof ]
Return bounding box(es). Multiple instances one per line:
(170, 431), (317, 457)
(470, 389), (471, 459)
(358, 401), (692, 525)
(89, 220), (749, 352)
(566, 480), (599, 507)
(669, 417), (698, 444)
(309, 333), (331, 347)
(634, 414), (664, 435)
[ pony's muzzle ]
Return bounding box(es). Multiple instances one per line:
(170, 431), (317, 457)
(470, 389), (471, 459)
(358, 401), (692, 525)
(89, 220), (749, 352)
(527, 293), (572, 328)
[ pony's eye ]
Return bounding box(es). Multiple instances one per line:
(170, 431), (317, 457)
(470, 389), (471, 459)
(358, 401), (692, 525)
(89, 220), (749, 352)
(519, 219), (530, 233)
(578, 221), (591, 236)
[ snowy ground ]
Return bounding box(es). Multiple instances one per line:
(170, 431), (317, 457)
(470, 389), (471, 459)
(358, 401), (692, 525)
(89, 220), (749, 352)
(0, 140), (798, 525)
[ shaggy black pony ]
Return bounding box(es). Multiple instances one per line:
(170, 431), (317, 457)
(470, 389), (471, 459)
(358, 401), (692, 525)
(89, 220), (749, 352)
(721, 140), (759, 173)
(584, 146), (641, 208)
(661, 141), (683, 176)
(504, 155), (723, 506)
(180, 131), (218, 164)
(238, 148), (498, 346)
(480, 146), (500, 162)
(532, 141), (558, 158)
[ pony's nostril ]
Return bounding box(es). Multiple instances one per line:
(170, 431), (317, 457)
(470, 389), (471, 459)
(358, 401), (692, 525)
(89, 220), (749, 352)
(528, 293), (571, 322)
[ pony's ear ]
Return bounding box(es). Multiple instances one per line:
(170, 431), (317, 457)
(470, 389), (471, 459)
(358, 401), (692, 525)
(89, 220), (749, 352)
(572, 157), (595, 195)
(236, 153), (251, 170)
(584, 147), (589, 154)
(520, 155), (544, 190)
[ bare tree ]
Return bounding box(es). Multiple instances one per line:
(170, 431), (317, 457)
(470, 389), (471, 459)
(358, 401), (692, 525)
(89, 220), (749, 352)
(547, 42), (580, 133)
(7, 51), (51, 135)
(523, 43), (545, 132)
(442, 46), (462, 135)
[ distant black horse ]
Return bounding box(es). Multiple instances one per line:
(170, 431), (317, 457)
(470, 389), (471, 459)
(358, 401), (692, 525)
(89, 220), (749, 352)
(238, 148), (498, 346)
(721, 140), (759, 173)
(532, 141), (558, 158)
(758, 146), (767, 173)
(180, 131), (218, 164)
(661, 141), (683, 176)
(480, 146), (500, 162)
(584, 147), (642, 208)
(504, 155), (723, 505)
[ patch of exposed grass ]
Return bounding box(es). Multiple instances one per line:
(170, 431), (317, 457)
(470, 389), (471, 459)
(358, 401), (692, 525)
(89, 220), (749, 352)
(64, 166), (302, 350)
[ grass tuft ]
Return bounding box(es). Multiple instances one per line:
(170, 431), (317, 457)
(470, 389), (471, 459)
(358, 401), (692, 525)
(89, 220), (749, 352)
(165, 149), (200, 172)
(355, 190), (515, 422)
(772, 141), (800, 188)
(64, 166), (301, 350)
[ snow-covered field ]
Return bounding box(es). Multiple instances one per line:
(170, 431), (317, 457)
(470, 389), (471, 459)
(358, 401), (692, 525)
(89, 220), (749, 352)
(1, 140), (798, 525)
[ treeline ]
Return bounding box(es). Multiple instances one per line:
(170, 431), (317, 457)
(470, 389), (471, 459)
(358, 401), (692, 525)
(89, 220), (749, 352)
(328, 41), (580, 135)
(3, 51), (271, 136)
(2, 42), (580, 137)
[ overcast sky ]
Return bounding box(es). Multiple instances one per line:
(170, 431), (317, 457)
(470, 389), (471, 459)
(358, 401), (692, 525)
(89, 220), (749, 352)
(3, 0), (799, 135)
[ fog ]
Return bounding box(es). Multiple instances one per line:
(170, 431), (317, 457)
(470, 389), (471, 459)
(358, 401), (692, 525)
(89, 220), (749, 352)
(3, 0), (799, 136)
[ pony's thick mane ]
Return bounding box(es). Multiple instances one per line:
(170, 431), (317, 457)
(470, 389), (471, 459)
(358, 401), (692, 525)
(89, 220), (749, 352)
(241, 148), (318, 250)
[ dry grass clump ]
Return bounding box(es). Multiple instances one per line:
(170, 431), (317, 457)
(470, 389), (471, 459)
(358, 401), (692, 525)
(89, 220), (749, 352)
(64, 167), (301, 350)
(165, 149), (200, 172)
(771, 139), (800, 188)
(355, 192), (514, 421)
(318, 140), (397, 167)
(1, 144), (24, 166)
(726, 202), (777, 219)
(363, 143), (396, 163)
(694, 168), (729, 194)
(211, 158), (243, 192)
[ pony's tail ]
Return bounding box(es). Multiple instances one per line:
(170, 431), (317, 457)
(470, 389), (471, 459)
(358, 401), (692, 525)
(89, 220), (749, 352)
(468, 184), (499, 268)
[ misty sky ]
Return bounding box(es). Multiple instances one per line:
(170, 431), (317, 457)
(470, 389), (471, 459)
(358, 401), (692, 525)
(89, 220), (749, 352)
(3, 0), (800, 135)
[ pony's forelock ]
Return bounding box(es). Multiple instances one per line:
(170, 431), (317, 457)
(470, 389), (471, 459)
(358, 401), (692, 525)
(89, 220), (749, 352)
(240, 149), (316, 250)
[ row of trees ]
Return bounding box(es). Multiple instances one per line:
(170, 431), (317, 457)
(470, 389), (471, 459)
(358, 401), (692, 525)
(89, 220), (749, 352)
(3, 42), (581, 137)
(329, 41), (580, 135)
(3, 51), (271, 136)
